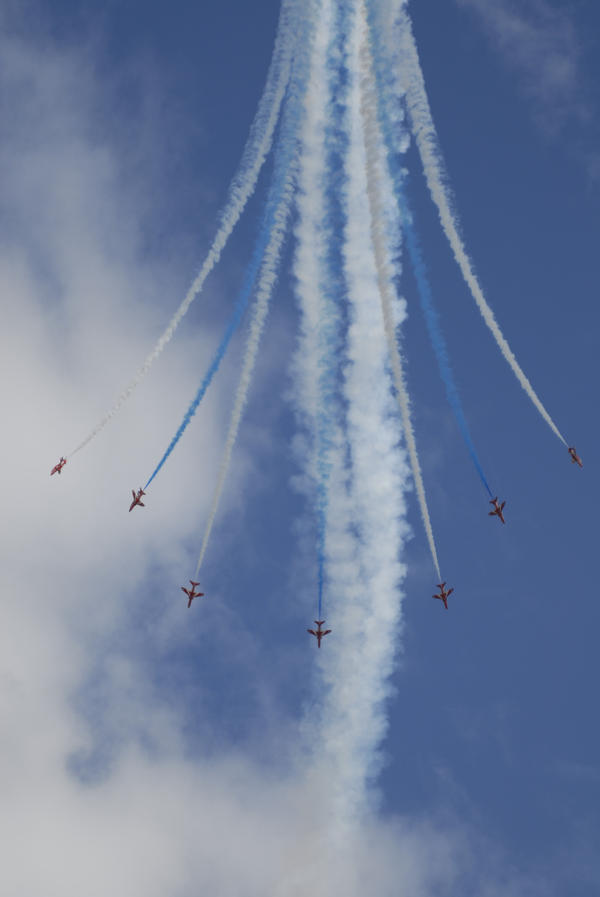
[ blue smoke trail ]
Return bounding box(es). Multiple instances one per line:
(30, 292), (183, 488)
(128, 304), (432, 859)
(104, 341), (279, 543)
(404, 209), (493, 497)
(365, 0), (493, 499)
(144, 243), (265, 489)
(144, 75), (304, 491)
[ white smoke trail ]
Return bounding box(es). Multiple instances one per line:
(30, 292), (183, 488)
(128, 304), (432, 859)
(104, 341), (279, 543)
(194, 160), (298, 576)
(289, 0), (428, 844)
(395, 6), (567, 446)
(358, 1), (442, 581)
(289, 0), (364, 839)
(305, 0), (412, 835)
(193, 2), (320, 576)
(69, 0), (298, 457)
(289, 0), (336, 548)
(290, 2), (332, 447)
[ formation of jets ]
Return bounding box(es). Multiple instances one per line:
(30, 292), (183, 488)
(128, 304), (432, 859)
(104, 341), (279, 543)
(129, 488), (146, 512)
(49, 443), (585, 633)
(307, 620), (331, 647)
(50, 457), (67, 476)
(181, 580), (204, 608)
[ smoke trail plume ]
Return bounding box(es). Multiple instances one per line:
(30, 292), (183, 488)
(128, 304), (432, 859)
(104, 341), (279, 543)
(194, 169), (295, 573)
(395, 6), (567, 446)
(304, 0), (411, 834)
(358, 2), (442, 581)
(405, 210), (493, 496)
(69, 0), (298, 457)
(312, 0), (359, 620)
(364, 6), (493, 498)
(193, 6), (317, 575)
(291, 0), (344, 623)
(144, 110), (302, 491)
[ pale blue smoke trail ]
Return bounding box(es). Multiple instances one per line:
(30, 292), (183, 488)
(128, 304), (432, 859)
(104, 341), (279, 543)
(144, 79), (305, 490)
(365, 0), (493, 498)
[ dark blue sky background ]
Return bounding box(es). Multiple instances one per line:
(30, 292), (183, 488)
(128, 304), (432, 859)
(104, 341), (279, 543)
(10, 0), (599, 892)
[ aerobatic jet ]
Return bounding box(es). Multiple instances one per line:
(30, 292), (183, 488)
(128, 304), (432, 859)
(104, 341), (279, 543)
(568, 446), (583, 468)
(488, 497), (506, 524)
(50, 457), (67, 476)
(181, 580), (204, 608)
(128, 488), (146, 512)
(433, 582), (454, 610)
(307, 620), (331, 647)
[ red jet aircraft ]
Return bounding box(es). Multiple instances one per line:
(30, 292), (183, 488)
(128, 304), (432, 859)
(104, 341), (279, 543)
(181, 580), (204, 608)
(307, 620), (331, 647)
(568, 446), (583, 468)
(488, 497), (506, 524)
(433, 582), (453, 610)
(50, 457), (67, 476)
(129, 488), (146, 512)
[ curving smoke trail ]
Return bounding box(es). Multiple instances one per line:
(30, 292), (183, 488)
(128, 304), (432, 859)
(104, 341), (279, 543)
(405, 213), (493, 497)
(69, 0), (298, 458)
(358, 2), (441, 581)
(394, 5), (567, 447)
(365, 1), (493, 498)
(193, 5), (317, 577)
(144, 95), (304, 492)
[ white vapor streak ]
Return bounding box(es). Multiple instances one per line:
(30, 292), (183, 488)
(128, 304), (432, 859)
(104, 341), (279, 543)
(289, 0), (335, 624)
(310, 0), (411, 834)
(69, 0), (297, 457)
(195, 163), (297, 575)
(290, 2), (331, 443)
(294, 0), (378, 836)
(290, 0), (360, 839)
(359, 1), (442, 581)
(397, 8), (567, 446)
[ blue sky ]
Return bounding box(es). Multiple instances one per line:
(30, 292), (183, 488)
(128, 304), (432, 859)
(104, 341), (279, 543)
(1, 0), (599, 894)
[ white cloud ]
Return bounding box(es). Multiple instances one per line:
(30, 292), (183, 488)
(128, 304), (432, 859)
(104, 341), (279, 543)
(455, 0), (591, 140)
(0, 9), (571, 896)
